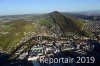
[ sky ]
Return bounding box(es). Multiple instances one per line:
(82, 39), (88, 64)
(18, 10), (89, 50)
(0, 0), (100, 15)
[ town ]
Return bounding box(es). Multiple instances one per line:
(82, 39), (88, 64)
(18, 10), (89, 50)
(0, 11), (100, 66)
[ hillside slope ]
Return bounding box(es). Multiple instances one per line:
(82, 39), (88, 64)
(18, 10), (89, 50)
(49, 11), (90, 36)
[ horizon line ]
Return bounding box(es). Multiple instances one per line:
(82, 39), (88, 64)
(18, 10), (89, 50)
(0, 10), (100, 17)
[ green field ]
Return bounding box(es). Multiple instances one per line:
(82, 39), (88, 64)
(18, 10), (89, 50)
(0, 20), (36, 51)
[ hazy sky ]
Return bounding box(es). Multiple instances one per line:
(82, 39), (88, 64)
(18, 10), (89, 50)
(0, 0), (100, 15)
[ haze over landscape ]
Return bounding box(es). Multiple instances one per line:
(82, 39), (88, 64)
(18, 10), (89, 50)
(0, 0), (100, 66)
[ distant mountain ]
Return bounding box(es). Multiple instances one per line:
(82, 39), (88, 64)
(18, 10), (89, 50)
(48, 11), (90, 36)
(61, 12), (91, 20)
(76, 10), (100, 16)
(60, 11), (100, 21)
